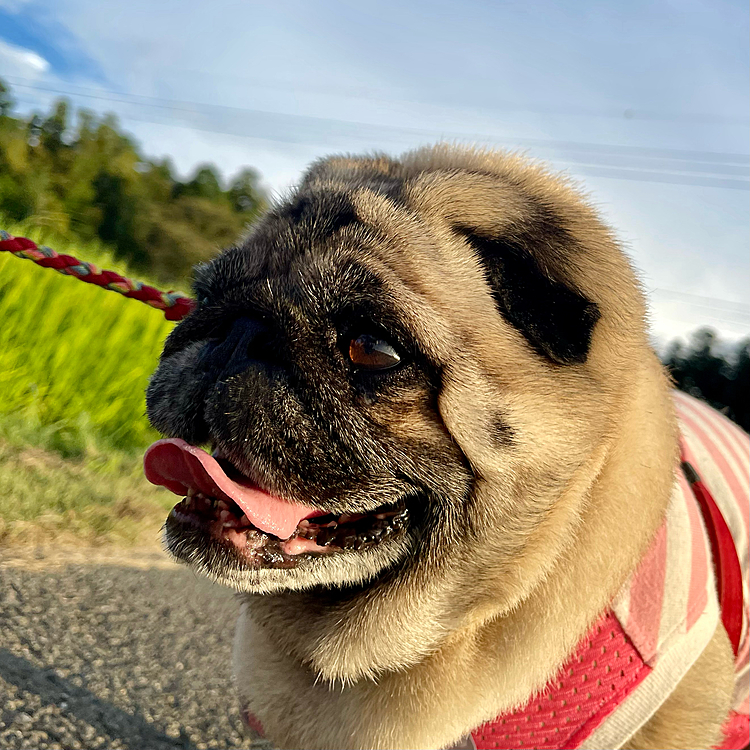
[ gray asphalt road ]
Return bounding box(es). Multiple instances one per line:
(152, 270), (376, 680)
(0, 559), (271, 750)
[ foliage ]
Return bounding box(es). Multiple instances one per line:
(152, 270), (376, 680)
(663, 328), (750, 432)
(0, 78), (266, 283)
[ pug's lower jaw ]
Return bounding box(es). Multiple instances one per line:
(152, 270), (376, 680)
(161, 493), (414, 595)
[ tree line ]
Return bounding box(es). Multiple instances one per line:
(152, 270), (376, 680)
(663, 329), (749, 432)
(0, 79), (266, 282)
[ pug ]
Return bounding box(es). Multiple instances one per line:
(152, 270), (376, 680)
(144, 146), (747, 750)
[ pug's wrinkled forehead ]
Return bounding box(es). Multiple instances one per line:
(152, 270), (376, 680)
(173, 191), (453, 367)
(195, 177), (581, 370)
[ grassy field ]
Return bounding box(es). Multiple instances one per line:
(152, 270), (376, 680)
(0, 441), (174, 546)
(0, 219), (185, 545)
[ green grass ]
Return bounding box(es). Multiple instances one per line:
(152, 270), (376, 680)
(0, 218), (179, 459)
(0, 218), (186, 544)
(0, 440), (174, 546)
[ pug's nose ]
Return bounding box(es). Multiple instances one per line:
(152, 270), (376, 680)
(207, 316), (280, 378)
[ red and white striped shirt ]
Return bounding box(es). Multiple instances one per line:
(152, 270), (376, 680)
(582, 392), (748, 748)
(242, 393), (749, 749)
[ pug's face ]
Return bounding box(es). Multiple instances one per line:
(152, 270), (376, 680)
(146, 147), (638, 611)
(146, 228), (470, 594)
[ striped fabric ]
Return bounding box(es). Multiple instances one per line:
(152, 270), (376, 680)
(582, 392), (749, 749)
(242, 391), (748, 749)
(674, 392), (749, 713)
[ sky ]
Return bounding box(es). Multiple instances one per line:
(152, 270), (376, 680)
(1, 0), (748, 346)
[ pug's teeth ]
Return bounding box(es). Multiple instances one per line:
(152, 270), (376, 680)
(341, 532), (357, 548)
(187, 488), (196, 498)
(392, 512), (408, 528)
(218, 509), (233, 524)
(264, 550), (285, 565)
(216, 499), (230, 511)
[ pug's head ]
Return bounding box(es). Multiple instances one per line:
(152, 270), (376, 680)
(145, 146), (647, 624)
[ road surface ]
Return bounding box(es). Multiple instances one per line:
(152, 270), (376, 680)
(0, 550), (271, 750)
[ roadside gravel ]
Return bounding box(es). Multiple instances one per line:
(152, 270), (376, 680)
(0, 553), (271, 750)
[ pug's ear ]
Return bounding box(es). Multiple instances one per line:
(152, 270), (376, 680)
(456, 228), (600, 365)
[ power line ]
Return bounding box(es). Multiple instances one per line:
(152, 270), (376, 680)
(565, 165), (748, 190)
(650, 300), (750, 322)
(647, 289), (750, 329)
(6, 72), (748, 128)
(654, 311), (750, 330)
(496, 139), (748, 165)
(95, 68), (750, 125)
(9, 87), (750, 190)
(8, 78), (749, 166)
(649, 288), (750, 312)
(552, 154), (747, 177)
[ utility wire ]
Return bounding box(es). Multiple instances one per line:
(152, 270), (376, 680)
(654, 311), (750, 330)
(564, 165), (748, 190)
(9, 79), (750, 166)
(552, 155), (747, 177)
(650, 289), (750, 313)
(649, 300), (750, 322)
(6, 72), (748, 126)
(11, 107), (750, 192)
(9, 87), (750, 190)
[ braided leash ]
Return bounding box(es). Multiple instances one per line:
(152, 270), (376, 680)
(0, 230), (196, 321)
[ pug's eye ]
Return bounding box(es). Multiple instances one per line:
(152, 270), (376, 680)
(349, 334), (401, 370)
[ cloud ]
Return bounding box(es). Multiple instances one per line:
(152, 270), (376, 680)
(0, 37), (49, 75)
(0, 0), (35, 9)
(0, 3), (107, 82)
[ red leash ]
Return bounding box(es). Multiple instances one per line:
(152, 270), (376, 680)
(0, 230), (195, 321)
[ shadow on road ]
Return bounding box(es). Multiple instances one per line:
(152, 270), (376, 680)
(0, 649), (195, 749)
(0, 561), (264, 749)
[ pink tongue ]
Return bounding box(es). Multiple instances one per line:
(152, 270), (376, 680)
(143, 438), (319, 540)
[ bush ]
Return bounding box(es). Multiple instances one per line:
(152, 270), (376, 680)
(663, 328), (749, 432)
